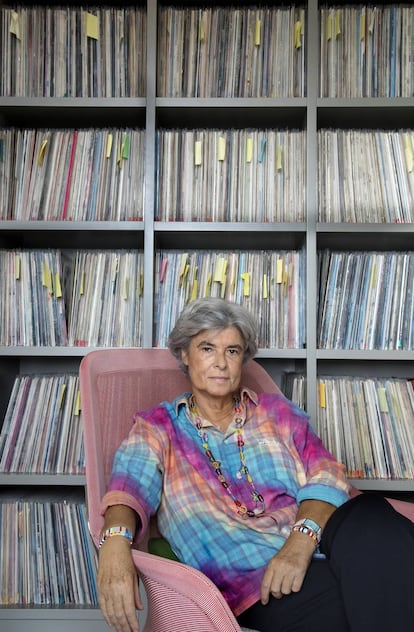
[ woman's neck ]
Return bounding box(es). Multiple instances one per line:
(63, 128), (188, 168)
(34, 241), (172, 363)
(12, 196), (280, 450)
(191, 392), (238, 432)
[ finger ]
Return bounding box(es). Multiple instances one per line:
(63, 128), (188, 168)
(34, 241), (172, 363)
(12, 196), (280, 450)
(291, 571), (305, 593)
(260, 567), (274, 604)
(120, 591), (140, 632)
(100, 590), (137, 632)
(279, 572), (296, 596)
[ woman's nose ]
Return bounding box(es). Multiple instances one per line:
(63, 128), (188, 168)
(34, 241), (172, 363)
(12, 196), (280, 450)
(214, 353), (227, 368)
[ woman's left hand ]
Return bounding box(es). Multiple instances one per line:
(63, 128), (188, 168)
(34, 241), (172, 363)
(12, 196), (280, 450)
(260, 532), (315, 603)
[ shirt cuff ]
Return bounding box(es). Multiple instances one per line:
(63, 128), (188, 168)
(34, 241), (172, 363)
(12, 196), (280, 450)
(100, 490), (149, 544)
(297, 483), (350, 508)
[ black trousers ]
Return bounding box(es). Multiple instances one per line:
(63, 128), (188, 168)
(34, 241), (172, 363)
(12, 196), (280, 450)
(237, 494), (414, 632)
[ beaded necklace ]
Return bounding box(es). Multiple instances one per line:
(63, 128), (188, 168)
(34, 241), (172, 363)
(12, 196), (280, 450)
(189, 394), (265, 519)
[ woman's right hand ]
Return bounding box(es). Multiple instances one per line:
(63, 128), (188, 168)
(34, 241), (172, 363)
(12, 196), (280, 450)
(98, 536), (143, 632)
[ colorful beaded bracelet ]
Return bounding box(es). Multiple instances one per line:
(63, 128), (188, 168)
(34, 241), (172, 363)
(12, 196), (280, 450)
(292, 518), (322, 543)
(99, 525), (133, 548)
(291, 523), (319, 544)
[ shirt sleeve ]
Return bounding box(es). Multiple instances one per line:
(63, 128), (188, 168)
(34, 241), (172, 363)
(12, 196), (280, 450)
(265, 393), (351, 507)
(100, 407), (169, 537)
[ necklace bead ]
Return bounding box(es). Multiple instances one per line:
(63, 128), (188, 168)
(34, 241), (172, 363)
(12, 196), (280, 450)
(189, 394), (265, 519)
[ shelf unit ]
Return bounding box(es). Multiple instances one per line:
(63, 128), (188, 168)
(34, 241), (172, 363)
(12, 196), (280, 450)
(1, 0), (414, 626)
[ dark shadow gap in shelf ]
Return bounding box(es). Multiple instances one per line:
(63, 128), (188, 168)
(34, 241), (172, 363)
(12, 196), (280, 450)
(0, 100), (146, 127)
(0, 228), (144, 249)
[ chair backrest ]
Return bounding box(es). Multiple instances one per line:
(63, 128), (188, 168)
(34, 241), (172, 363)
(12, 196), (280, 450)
(80, 347), (281, 547)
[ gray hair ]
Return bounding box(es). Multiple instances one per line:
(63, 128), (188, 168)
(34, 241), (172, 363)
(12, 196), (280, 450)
(167, 297), (258, 375)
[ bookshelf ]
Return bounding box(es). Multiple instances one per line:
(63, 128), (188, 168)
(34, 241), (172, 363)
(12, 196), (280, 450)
(1, 0), (414, 627)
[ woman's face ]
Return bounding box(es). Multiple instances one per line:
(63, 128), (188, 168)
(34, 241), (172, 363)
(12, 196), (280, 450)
(181, 326), (245, 402)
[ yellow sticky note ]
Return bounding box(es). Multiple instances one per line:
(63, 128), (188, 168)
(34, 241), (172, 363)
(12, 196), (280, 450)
(404, 135), (413, 172)
(46, 267), (53, 292)
(86, 12), (99, 40)
(55, 273), (62, 298)
(58, 384), (67, 409)
(80, 270), (85, 295)
(179, 264), (189, 288)
(276, 146), (283, 171)
(106, 133), (113, 158)
(246, 138), (253, 163)
(319, 382), (326, 408)
(10, 10), (21, 39)
(121, 277), (129, 300)
(194, 140), (202, 166)
(335, 10), (342, 38)
(205, 273), (212, 296)
(262, 274), (268, 299)
(360, 12), (365, 41)
(276, 259), (283, 283)
(38, 140), (48, 167)
(15, 255), (21, 280)
(138, 273), (144, 297)
(122, 133), (130, 159)
(191, 279), (198, 301)
(326, 14), (332, 41)
(294, 21), (302, 49)
(74, 390), (81, 416)
(370, 263), (378, 289)
(241, 272), (250, 296)
(179, 253), (188, 279)
(213, 257), (226, 283)
(217, 136), (226, 161)
(199, 14), (205, 42)
(255, 19), (261, 46)
(377, 388), (389, 413)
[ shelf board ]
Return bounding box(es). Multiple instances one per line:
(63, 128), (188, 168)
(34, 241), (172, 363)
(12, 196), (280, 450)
(0, 607), (101, 618)
(351, 479), (414, 492)
(0, 346), (91, 357)
(256, 348), (307, 359)
(155, 221), (306, 232)
(317, 350), (414, 361)
(0, 221), (144, 231)
(0, 473), (86, 486)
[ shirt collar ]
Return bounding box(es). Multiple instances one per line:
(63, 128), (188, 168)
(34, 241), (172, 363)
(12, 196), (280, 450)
(175, 386), (258, 415)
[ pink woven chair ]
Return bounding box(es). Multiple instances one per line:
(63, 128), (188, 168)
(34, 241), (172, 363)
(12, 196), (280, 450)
(80, 348), (414, 631)
(80, 348), (280, 632)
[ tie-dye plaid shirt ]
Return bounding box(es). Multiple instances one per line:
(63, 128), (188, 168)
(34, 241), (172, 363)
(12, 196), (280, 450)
(102, 388), (350, 616)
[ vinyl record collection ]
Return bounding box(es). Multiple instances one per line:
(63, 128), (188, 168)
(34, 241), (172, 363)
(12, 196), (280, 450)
(320, 5), (414, 98)
(0, 498), (98, 606)
(0, 6), (146, 97)
(0, 128), (145, 221)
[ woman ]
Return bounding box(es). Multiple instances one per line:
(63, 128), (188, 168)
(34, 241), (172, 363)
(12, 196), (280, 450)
(98, 297), (414, 632)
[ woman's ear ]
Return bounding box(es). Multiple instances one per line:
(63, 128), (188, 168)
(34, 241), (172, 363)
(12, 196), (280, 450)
(181, 348), (189, 367)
